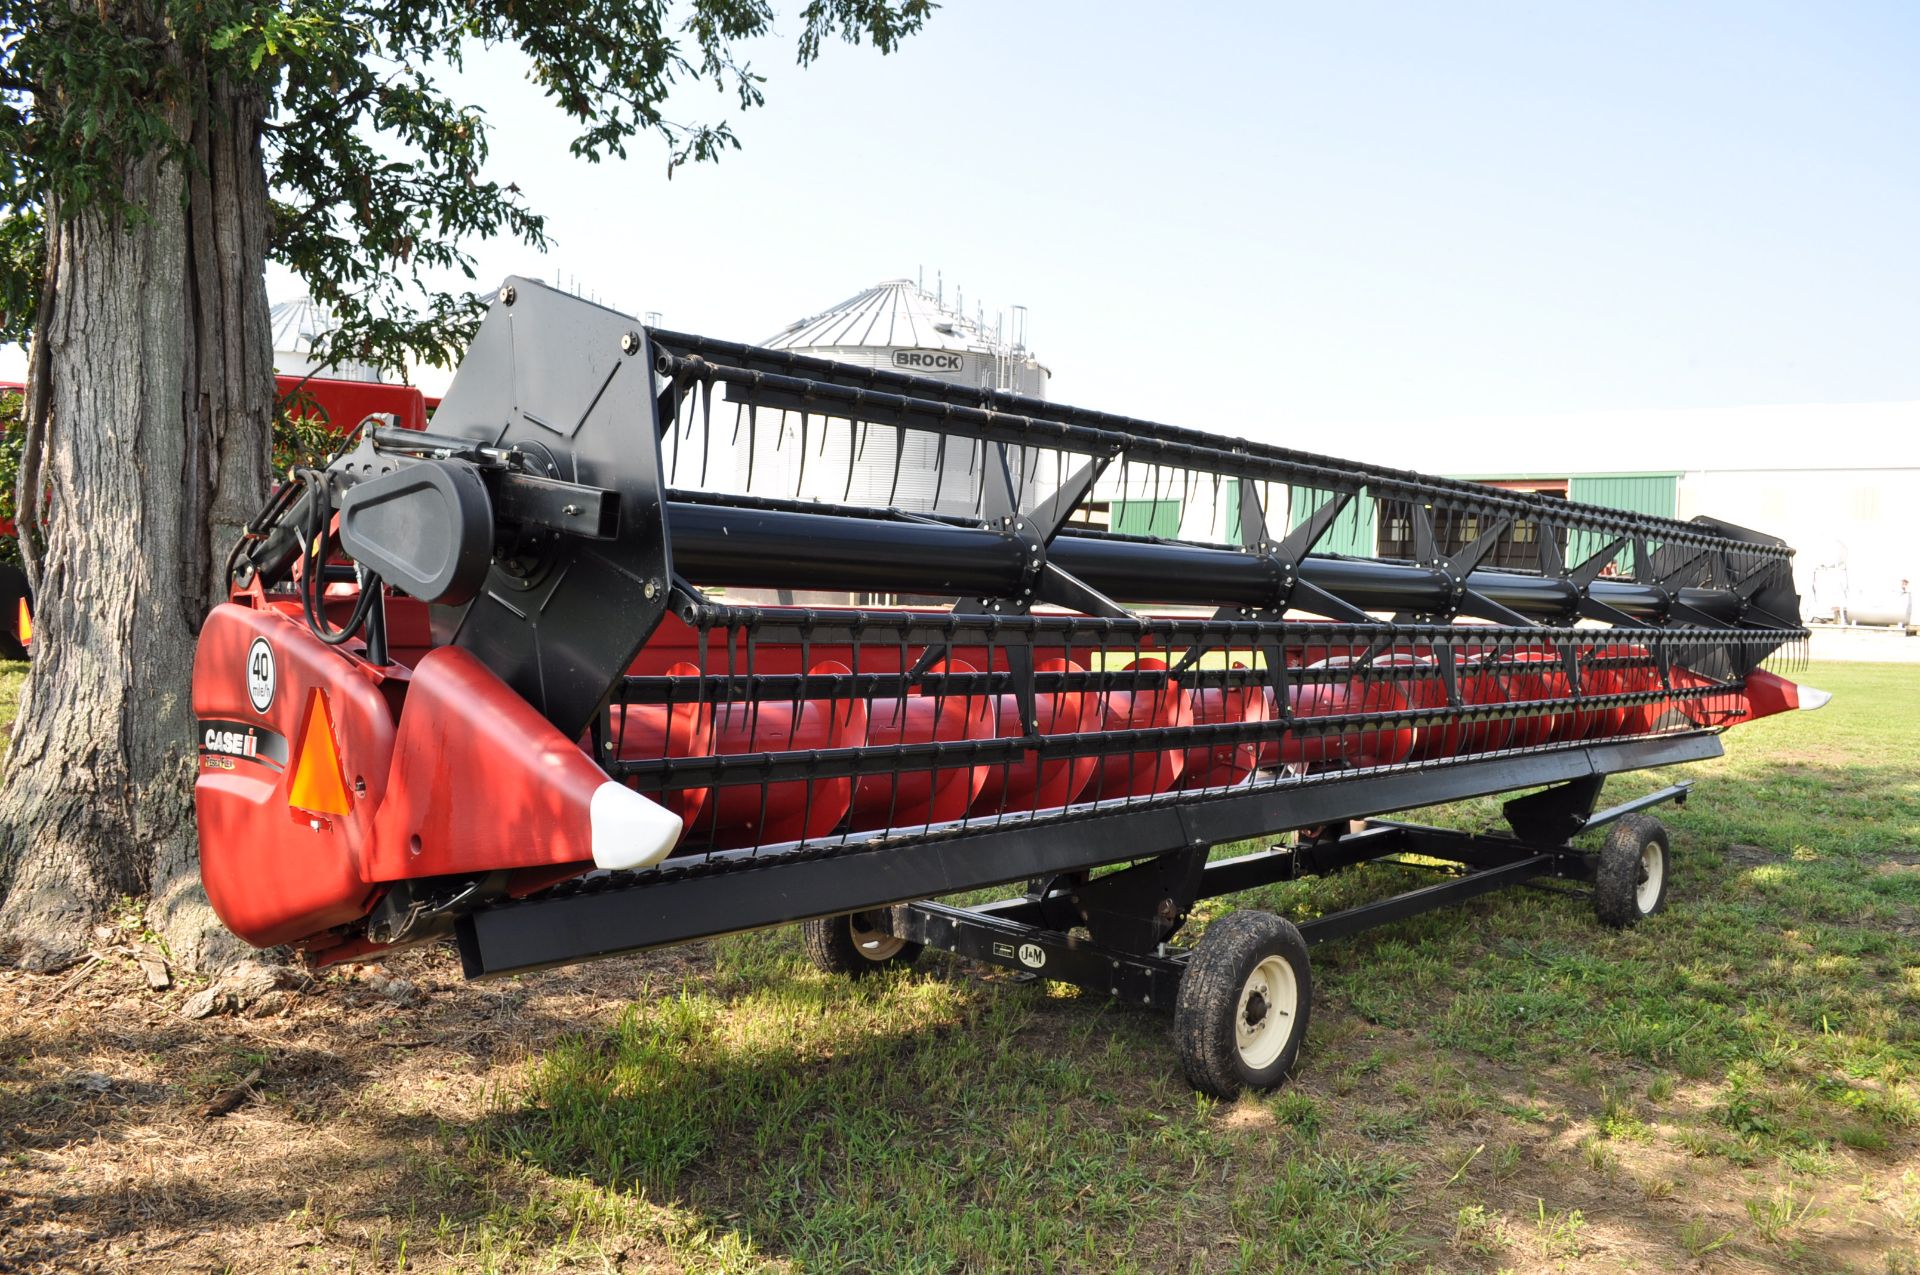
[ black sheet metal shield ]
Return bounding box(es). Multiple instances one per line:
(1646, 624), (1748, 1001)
(336, 460), (493, 605)
(424, 278), (673, 737)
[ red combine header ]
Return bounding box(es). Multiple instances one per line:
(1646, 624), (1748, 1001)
(193, 279), (1816, 1093)
(0, 373), (432, 659)
(0, 379), (26, 656)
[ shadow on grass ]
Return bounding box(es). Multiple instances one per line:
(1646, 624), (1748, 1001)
(429, 751), (1920, 1272)
(2, 963), (1194, 1273)
(464, 962), (1226, 1273)
(0, 966), (736, 1271)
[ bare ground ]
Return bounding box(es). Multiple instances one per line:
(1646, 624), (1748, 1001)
(3, 927), (1917, 1274)
(0, 938), (713, 1273)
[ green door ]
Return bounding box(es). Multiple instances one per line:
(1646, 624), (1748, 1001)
(1567, 475), (1679, 574)
(1113, 498), (1182, 538)
(1287, 485), (1375, 558)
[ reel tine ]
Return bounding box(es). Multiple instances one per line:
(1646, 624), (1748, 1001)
(888, 426), (906, 508)
(796, 411), (809, 498)
(845, 415), (861, 503)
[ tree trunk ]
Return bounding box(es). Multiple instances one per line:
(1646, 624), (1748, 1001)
(0, 73), (273, 973)
(149, 74), (276, 973)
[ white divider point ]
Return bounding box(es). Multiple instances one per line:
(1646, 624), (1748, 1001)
(589, 782), (684, 870)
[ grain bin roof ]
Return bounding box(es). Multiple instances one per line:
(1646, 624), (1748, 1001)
(270, 296), (337, 357)
(766, 279), (993, 353)
(270, 295), (386, 382)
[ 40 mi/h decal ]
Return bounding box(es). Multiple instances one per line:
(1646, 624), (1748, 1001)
(246, 636), (276, 713)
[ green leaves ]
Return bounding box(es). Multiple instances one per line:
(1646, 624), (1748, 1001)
(259, 0), (937, 373)
(211, 8), (351, 78)
(271, 384), (349, 475)
(796, 0), (937, 65)
(2, 1), (938, 374)
(0, 210), (41, 349)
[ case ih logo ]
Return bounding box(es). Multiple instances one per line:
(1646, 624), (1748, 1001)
(197, 719), (288, 770)
(205, 727), (262, 759)
(891, 349), (964, 373)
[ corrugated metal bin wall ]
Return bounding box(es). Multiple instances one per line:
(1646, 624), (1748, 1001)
(1566, 475), (1679, 519)
(1288, 485), (1376, 557)
(1567, 475), (1679, 574)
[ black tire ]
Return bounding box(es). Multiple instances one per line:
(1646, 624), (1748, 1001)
(801, 910), (922, 978)
(1174, 910), (1312, 1097)
(1594, 814), (1670, 928)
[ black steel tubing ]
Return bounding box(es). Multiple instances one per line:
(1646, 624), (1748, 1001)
(651, 339), (1781, 559)
(665, 500), (1741, 625)
(667, 500), (1024, 597)
(666, 601), (1794, 655)
(1295, 855), (1557, 945)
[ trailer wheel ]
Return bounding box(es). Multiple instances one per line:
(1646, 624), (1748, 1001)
(1174, 910), (1312, 1097)
(1594, 814), (1670, 928)
(801, 910), (922, 978)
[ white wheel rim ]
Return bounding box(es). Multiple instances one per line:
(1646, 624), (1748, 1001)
(1635, 843), (1664, 913)
(1234, 954), (1298, 1071)
(849, 913), (906, 962)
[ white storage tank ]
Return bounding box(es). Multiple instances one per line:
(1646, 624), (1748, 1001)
(270, 297), (383, 382)
(737, 279), (1054, 516)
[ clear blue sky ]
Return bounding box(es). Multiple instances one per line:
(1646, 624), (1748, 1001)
(105, 3), (1920, 432)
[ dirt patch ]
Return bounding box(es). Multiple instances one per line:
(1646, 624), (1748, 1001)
(1724, 843), (1784, 867)
(0, 936), (702, 1274)
(1218, 1100), (1277, 1133)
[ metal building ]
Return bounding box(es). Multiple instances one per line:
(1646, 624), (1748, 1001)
(766, 277), (1049, 397)
(1346, 400), (1920, 627)
(1000, 386), (1917, 632)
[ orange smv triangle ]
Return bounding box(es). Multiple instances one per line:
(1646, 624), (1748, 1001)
(15, 597), (30, 645)
(288, 688), (352, 816)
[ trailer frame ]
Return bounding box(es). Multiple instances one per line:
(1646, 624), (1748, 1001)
(877, 774), (1691, 1014)
(454, 729), (1711, 980)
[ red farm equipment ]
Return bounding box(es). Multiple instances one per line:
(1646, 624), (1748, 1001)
(193, 279), (1818, 1094)
(277, 372), (435, 435)
(0, 379), (28, 657)
(0, 373), (433, 659)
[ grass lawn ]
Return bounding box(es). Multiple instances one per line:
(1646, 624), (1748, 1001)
(0, 658), (24, 745)
(1, 659), (1916, 1272)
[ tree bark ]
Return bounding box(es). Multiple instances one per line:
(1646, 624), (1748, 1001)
(0, 71), (273, 973)
(149, 73), (275, 973)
